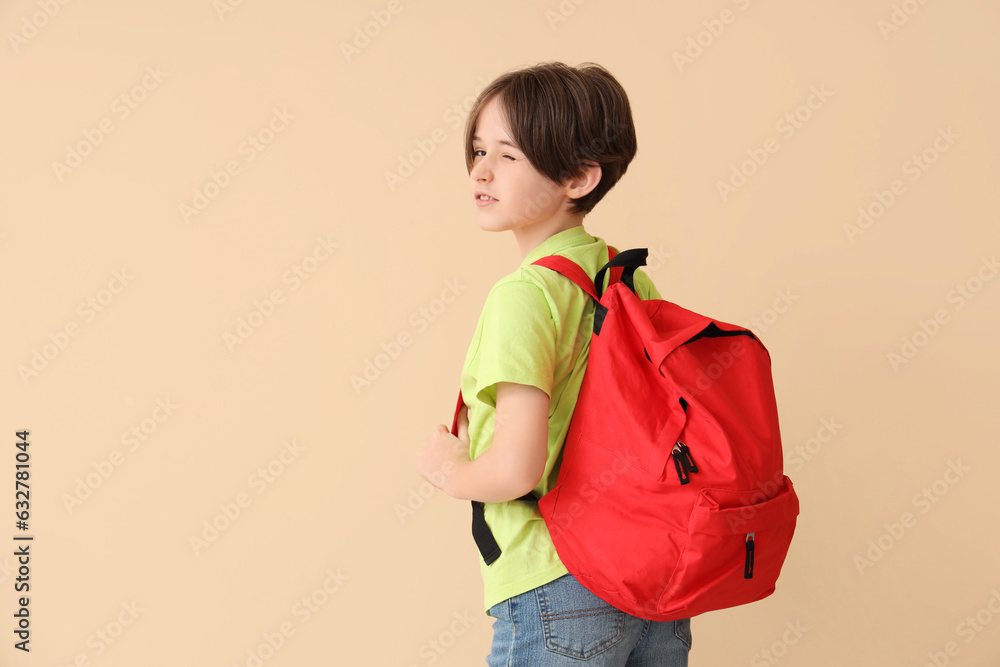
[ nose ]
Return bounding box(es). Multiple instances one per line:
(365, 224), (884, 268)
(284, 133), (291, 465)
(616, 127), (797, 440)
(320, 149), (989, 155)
(470, 155), (492, 182)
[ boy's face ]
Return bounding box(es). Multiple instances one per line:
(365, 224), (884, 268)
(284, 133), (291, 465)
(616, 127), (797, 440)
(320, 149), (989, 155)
(469, 97), (569, 234)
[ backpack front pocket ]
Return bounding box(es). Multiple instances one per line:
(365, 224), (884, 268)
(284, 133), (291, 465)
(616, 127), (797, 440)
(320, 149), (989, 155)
(657, 478), (799, 618)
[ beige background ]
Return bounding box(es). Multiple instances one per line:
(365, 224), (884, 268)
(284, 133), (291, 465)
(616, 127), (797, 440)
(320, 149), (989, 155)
(2, 0), (999, 665)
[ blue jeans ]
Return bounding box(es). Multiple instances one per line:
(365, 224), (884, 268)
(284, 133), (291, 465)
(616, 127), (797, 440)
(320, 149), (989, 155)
(487, 574), (691, 666)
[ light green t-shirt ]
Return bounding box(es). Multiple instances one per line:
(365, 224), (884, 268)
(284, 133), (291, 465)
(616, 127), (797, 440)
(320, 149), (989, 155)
(459, 225), (662, 614)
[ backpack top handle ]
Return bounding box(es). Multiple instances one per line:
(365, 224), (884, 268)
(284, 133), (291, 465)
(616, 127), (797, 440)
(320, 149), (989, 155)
(594, 247), (647, 300)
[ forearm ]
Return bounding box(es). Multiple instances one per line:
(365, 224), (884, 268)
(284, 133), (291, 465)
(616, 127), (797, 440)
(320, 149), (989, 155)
(426, 382), (549, 503)
(442, 445), (538, 503)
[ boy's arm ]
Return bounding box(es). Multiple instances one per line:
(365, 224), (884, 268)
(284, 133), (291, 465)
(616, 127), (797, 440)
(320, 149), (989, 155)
(637, 267), (662, 300)
(418, 382), (549, 503)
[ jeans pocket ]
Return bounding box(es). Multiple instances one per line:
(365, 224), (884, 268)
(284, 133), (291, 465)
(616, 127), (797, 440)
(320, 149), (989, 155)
(535, 575), (626, 659)
(674, 617), (692, 648)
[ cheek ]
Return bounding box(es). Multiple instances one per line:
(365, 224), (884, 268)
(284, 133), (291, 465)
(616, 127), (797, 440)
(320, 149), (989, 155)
(532, 182), (562, 209)
(514, 189), (559, 221)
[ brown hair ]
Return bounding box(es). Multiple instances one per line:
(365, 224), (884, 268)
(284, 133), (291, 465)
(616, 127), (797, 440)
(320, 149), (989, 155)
(464, 61), (638, 216)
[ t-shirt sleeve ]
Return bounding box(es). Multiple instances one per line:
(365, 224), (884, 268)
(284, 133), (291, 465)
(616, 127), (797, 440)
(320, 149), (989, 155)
(472, 280), (556, 408)
(636, 268), (663, 301)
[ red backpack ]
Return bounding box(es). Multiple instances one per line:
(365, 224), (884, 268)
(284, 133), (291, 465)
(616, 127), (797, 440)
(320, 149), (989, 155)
(451, 247), (799, 621)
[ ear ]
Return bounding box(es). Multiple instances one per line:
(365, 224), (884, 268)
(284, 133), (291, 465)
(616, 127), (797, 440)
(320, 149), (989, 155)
(562, 162), (602, 199)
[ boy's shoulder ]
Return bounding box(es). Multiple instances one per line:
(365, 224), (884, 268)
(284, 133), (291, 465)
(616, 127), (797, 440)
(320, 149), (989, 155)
(481, 265), (562, 310)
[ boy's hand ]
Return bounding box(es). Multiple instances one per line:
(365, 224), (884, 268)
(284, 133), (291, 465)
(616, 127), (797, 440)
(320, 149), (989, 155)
(417, 404), (470, 493)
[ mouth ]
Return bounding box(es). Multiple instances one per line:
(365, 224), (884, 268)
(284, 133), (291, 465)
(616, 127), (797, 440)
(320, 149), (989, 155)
(474, 192), (498, 207)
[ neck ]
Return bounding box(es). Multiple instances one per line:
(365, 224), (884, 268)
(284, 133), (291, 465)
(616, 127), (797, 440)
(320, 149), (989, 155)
(514, 216), (585, 262)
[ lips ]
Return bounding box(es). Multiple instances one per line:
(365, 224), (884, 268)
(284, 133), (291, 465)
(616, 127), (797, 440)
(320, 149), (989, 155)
(474, 192), (498, 207)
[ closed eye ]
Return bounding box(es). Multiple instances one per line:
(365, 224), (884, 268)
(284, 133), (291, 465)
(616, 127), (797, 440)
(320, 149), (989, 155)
(472, 149), (517, 161)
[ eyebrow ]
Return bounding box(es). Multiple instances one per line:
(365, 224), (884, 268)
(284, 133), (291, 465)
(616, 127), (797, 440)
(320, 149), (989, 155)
(471, 135), (520, 149)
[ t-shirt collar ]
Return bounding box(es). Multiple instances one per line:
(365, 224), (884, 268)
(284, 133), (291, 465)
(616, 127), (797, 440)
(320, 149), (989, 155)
(521, 225), (595, 266)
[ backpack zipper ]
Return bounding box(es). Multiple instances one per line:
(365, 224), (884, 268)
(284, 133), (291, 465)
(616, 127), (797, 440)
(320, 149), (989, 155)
(745, 532), (755, 579)
(671, 441), (698, 484)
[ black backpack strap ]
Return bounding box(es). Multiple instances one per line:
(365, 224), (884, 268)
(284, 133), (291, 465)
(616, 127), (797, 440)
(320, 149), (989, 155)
(594, 248), (648, 299)
(471, 493), (538, 566)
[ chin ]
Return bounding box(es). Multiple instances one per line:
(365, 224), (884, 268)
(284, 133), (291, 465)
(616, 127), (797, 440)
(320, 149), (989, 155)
(475, 215), (510, 233)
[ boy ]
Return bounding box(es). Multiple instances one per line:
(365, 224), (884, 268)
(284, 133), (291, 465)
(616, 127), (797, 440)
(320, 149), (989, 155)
(417, 62), (692, 666)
